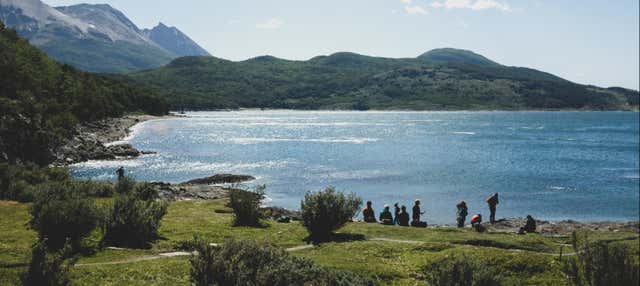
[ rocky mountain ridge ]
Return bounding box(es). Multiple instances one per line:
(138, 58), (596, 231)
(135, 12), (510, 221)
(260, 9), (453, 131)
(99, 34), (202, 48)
(0, 0), (210, 72)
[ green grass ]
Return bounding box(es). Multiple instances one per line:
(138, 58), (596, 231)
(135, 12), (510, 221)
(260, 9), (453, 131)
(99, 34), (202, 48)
(0, 201), (36, 266)
(1, 198), (638, 286)
(71, 257), (191, 286)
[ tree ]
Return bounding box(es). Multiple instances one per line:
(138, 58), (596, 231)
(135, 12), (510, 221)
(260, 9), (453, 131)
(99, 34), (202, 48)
(300, 187), (362, 243)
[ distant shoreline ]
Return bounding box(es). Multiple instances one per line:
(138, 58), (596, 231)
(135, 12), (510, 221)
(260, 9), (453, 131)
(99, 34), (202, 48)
(176, 108), (640, 113)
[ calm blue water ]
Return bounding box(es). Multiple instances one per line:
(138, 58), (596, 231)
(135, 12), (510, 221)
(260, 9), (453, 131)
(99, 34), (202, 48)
(71, 111), (640, 224)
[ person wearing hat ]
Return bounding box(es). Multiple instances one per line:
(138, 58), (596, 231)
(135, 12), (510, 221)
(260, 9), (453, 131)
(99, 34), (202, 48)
(379, 204), (394, 225)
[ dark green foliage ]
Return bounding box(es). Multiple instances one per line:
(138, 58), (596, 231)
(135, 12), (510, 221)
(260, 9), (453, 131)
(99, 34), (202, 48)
(418, 48), (500, 66)
(0, 21), (168, 165)
(189, 238), (376, 286)
(227, 186), (265, 227)
(130, 51), (638, 111)
(0, 163), (113, 201)
(563, 232), (640, 286)
(29, 183), (100, 251)
(0, 163), (67, 202)
(115, 176), (136, 195)
(300, 187), (362, 243)
(424, 254), (502, 286)
(21, 240), (76, 286)
(104, 180), (167, 248)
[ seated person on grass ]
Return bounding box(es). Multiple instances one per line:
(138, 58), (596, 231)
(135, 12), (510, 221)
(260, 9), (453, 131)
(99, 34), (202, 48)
(397, 205), (410, 226)
(379, 205), (394, 225)
(363, 201), (377, 223)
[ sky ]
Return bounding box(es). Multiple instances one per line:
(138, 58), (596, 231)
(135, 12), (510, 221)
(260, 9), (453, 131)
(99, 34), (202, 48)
(43, 0), (639, 90)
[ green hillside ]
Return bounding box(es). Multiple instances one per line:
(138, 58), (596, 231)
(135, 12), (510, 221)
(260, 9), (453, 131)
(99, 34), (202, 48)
(130, 48), (639, 110)
(0, 21), (168, 165)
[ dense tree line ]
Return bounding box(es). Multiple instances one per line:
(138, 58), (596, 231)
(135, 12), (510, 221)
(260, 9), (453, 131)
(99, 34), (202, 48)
(0, 21), (169, 165)
(130, 50), (639, 111)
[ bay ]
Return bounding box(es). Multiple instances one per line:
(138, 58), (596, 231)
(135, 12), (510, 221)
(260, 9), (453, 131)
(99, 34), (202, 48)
(71, 111), (640, 224)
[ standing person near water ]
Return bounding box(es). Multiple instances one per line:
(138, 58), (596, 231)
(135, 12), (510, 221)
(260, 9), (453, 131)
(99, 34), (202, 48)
(116, 166), (125, 180)
(393, 203), (401, 225)
(411, 199), (427, 227)
(486, 193), (499, 223)
(456, 201), (468, 227)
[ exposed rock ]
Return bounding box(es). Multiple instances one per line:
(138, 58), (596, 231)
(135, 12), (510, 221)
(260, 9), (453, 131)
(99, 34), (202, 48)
(483, 217), (639, 236)
(181, 174), (256, 185)
(54, 115), (161, 165)
(150, 182), (229, 201)
(262, 206), (302, 221)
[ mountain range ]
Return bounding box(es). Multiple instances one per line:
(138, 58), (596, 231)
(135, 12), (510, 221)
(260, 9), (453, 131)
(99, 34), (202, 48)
(0, 0), (209, 73)
(129, 48), (639, 110)
(0, 0), (637, 111)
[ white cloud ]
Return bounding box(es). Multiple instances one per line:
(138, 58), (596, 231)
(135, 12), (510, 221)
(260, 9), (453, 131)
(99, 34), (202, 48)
(399, 0), (427, 15)
(405, 5), (428, 15)
(429, 0), (511, 11)
(256, 18), (285, 30)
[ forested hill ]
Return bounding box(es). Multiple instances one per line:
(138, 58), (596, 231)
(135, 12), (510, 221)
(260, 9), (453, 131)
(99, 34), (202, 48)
(0, 21), (168, 165)
(130, 48), (639, 111)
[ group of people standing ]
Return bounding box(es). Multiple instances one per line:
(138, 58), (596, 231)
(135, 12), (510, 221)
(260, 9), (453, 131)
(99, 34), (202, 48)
(362, 192), (502, 230)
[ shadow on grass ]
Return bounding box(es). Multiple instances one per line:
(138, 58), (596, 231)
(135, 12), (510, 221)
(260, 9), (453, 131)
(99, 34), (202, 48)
(452, 238), (551, 252)
(305, 232), (366, 245)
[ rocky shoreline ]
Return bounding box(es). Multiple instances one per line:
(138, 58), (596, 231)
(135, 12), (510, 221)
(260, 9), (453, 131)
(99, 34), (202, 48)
(54, 115), (164, 165)
(483, 218), (639, 236)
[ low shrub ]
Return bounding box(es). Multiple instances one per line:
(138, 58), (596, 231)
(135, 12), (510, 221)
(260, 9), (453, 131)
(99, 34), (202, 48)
(0, 163), (70, 202)
(115, 176), (136, 194)
(0, 163), (113, 201)
(29, 182), (100, 251)
(189, 238), (376, 286)
(103, 181), (167, 248)
(300, 187), (362, 243)
(21, 240), (76, 286)
(424, 254), (502, 286)
(227, 186), (265, 227)
(563, 232), (639, 286)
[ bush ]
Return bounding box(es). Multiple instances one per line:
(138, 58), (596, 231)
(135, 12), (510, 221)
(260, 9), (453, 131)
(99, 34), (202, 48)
(563, 232), (639, 286)
(0, 163), (112, 201)
(21, 240), (76, 286)
(189, 238), (376, 286)
(300, 187), (362, 243)
(424, 254), (502, 286)
(115, 176), (136, 194)
(0, 163), (70, 202)
(103, 182), (167, 248)
(227, 186), (265, 227)
(29, 182), (100, 251)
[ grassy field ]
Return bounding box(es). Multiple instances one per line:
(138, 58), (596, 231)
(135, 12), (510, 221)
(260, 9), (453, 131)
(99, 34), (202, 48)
(1, 199), (638, 285)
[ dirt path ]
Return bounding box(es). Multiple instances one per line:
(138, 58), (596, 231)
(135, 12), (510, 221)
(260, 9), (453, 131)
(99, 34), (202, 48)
(74, 236), (581, 267)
